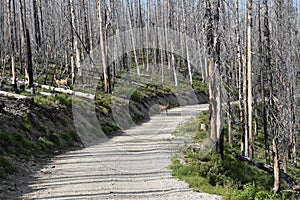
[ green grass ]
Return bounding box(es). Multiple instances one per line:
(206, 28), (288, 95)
(193, 78), (209, 92)
(21, 118), (31, 132)
(0, 132), (36, 157)
(96, 92), (112, 108)
(34, 93), (72, 108)
(0, 156), (13, 178)
(100, 122), (121, 137)
(48, 133), (60, 146)
(170, 111), (299, 200)
(0, 128), (81, 178)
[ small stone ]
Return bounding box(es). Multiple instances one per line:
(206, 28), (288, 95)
(200, 123), (206, 131)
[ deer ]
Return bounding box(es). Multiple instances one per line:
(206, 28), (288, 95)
(159, 102), (169, 115)
(54, 75), (71, 89)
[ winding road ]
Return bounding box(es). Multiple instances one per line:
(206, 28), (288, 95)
(22, 104), (221, 200)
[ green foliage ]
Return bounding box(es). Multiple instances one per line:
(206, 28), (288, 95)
(34, 93), (72, 108)
(48, 133), (60, 146)
(34, 95), (55, 107)
(56, 94), (72, 107)
(96, 92), (112, 108)
(68, 131), (79, 141)
(170, 111), (297, 200)
(60, 131), (79, 146)
(0, 132), (36, 157)
(0, 156), (13, 178)
(38, 137), (55, 151)
(193, 79), (209, 92)
(37, 124), (47, 133)
(131, 90), (143, 102)
(61, 133), (73, 146)
(21, 118), (31, 132)
(100, 107), (109, 115)
(101, 122), (120, 137)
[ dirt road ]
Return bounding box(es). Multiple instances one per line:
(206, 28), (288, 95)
(22, 104), (221, 200)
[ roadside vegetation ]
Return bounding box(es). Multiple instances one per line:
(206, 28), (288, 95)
(0, 129), (79, 179)
(171, 110), (299, 200)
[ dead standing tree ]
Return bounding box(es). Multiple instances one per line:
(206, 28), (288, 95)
(7, 0), (16, 89)
(206, 0), (224, 158)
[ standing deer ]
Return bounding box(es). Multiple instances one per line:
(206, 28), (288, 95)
(54, 75), (71, 89)
(159, 102), (169, 115)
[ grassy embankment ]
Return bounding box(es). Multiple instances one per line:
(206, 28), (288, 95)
(171, 108), (300, 200)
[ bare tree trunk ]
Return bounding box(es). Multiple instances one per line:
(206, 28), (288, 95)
(227, 100), (233, 146)
(69, 0), (81, 84)
(273, 136), (280, 192)
(38, 0), (44, 43)
(98, 0), (110, 93)
(247, 0), (254, 159)
(235, 0), (245, 156)
(88, 0), (94, 58)
(181, 0), (193, 87)
(261, 0), (270, 165)
(126, 0), (140, 77)
(243, 47), (248, 157)
(171, 42), (178, 87)
(73, 1), (82, 80)
(67, 0), (75, 85)
(25, 28), (34, 90)
(291, 130), (297, 167)
(18, 0), (25, 76)
(7, 0), (16, 89)
(33, 0), (41, 49)
(157, 0), (164, 83)
(207, 0), (224, 158)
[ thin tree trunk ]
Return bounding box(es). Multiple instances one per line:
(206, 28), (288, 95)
(126, 0), (140, 77)
(82, 0), (89, 55)
(181, 0), (193, 86)
(88, 0), (94, 58)
(18, 0), (25, 76)
(68, 0), (75, 85)
(33, 0), (41, 49)
(171, 42), (178, 87)
(273, 136), (280, 192)
(7, 0), (16, 88)
(235, 0), (245, 156)
(263, 0), (271, 165)
(25, 29), (34, 90)
(243, 48), (248, 157)
(70, 0), (81, 84)
(247, 0), (254, 159)
(98, 0), (110, 93)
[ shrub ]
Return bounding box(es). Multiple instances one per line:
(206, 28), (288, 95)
(0, 156), (13, 174)
(61, 133), (73, 146)
(48, 133), (60, 146)
(21, 118), (31, 132)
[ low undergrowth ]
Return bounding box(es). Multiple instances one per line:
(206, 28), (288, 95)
(0, 129), (80, 179)
(170, 112), (299, 200)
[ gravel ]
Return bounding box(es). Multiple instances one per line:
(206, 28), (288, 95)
(22, 105), (221, 200)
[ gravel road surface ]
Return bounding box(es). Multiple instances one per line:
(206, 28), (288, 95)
(22, 104), (221, 200)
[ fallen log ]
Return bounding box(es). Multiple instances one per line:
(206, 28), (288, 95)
(0, 91), (33, 102)
(25, 89), (56, 97)
(235, 153), (300, 191)
(4, 78), (95, 100)
(34, 83), (73, 94)
(34, 83), (95, 100)
(120, 77), (148, 88)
